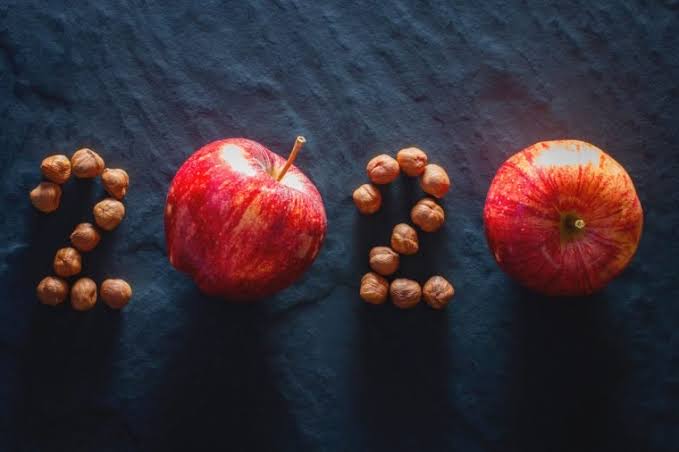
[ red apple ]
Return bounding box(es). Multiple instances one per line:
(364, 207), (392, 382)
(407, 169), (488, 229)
(483, 140), (643, 296)
(165, 137), (327, 301)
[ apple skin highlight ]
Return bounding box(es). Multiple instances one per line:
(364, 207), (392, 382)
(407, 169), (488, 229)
(165, 138), (327, 301)
(483, 140), (643, 296)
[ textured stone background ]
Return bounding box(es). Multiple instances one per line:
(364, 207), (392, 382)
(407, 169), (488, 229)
(1, 1), (678, 451)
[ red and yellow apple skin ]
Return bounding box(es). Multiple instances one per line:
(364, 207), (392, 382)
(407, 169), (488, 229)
(483, 140), (643, 296)
(165, 138), (327, 301)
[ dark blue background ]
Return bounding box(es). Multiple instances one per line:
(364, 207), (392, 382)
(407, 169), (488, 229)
(1, 1), (678, 451)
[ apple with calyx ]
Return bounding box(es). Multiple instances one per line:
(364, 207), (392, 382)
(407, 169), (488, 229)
(165, 136), (327, 301)
(483, 140), (643, 296)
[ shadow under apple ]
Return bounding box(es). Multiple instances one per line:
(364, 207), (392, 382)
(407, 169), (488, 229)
(138, 284), (307, 451)
(504, 282), (637, 452)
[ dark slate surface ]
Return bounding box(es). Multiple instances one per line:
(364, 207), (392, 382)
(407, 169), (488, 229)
(1, 1), (678, 451)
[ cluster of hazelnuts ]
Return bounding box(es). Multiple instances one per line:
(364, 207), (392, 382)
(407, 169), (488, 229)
(31, 148), (133, 311)
(353, 148), (448, 230)
(353, 147), (454, 309)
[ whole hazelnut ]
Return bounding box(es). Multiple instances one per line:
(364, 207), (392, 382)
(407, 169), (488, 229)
(29, 182), (62, 213)
(93, 198), (125, 231)
(352, 184), (382, 214)
(71, 148), (105, 178)
(390, 223), (419, 255)
(366, 154), (400, 184)
(53, 247), (82, 277)
(359, 272), (389, 305)
(102, 168), (129, 200)
(100, 279), (133, 309)
(369, 246), (400, 276)
(423, 276), (455, 310)
(70, 277), (97, 311)
(36, 276), (69, 306)
(396, 147), (428, 177)
(390, 278), (422, 309)
(70, 223), (101, 252)
(420, 164), (450, 198)
(40, 154), (72, 184)
(411, 197), (445, 232)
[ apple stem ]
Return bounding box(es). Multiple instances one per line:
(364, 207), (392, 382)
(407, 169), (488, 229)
(276, 136), (306, 182)
(574, 218), (586, 230)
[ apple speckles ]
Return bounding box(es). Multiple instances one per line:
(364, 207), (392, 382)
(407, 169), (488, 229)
(231, 201), (262, 237)
(278, 171), (308, 193)
(219, 144), (257, 176)
(172, 204), (196, 242)
(296, 233), (314, 259)
(533, 141), (600, 169)
(540, 244), (560, 269)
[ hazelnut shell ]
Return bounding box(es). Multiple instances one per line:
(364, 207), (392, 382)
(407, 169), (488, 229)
(40, 154), (72, 184)
(396, 147), (428, 177)
(352, 184), (382, 215)
(420, 163), (450, 198)
(102, 168), (129, 200)
(93, 198), (126, 231)
(29, 182), (62, 213)
(390, 223), (419, 255)
(36, 276), (69, 306)
(366, 154), (400, 184)
(359, 272), (389, 305)
(53, 247), (82, 277)
(390, 279), (422, 309)
(100, 279), (133, 309)
(369, 246), (400, 276)
(71, 148), (105, 178)
(411, 197), (445, 232)
(70, 223), (101, 252)
(423, 276), (455, 310)
(70, 278), (98, 311)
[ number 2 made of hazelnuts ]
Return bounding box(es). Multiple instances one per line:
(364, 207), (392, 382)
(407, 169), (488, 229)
(354, 147), (455, 310)
(31, 147), (133, 311)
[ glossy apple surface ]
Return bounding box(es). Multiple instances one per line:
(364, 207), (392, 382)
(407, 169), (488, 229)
(483, 140), (643, 296)
(165, 138), (327, 301)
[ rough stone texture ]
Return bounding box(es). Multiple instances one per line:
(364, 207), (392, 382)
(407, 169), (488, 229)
(1, 1), (678, 451)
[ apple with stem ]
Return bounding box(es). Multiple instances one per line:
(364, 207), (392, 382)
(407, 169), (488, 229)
(165, 136), (327, 301)
(483, 140), (643, 296)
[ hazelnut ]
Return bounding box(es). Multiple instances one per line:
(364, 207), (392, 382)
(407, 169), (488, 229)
(71, 148), (105, 178)
(390, 223), (419, 255)
(369, 246), (399, 276)
(53, 247), (82, 277)
(102, 168), (129, 200)
(366, 154), (400, 184)
(389, 278), (422, 309)
(36, 276), (69, 306)
(93, 198), (125, 231)
(352, 184), (382, 214)
(70, 277), (97, 311)
(411, 197), (445, 232)
(423, 276), (455, 310)
(396, 147), (428, 176)
(29, 182), (62, 213)
(420, 164), (450, 198)
(40, 154), (71, 184)
(70, 223), (101, 252)
(100, 279), (133, 309)
(359, 272), (389, 305)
